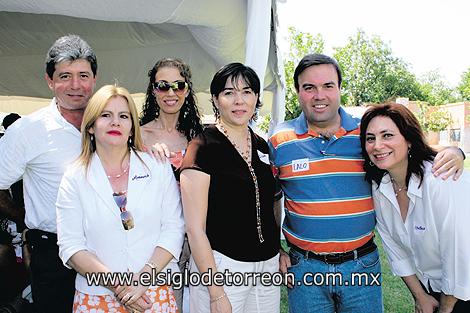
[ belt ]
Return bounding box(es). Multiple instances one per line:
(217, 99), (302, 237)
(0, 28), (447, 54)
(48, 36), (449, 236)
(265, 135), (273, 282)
(25, 229), (58, 247)
(290, 238), (377, 264)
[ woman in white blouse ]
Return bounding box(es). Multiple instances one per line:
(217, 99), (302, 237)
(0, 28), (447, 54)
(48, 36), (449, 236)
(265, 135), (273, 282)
(360, 103), (470, 313)
(56, 85), (184, 312)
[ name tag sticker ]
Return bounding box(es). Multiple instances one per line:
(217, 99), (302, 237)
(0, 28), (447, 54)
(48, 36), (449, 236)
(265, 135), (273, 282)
(132, 174), (150, 181)
(292, 158), (309, 172)
(257, 150), (270, 165)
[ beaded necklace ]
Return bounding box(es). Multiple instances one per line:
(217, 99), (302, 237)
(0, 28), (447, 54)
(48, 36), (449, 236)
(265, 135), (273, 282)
(217, 123), (264, 243)
(106, 162), (130, 180)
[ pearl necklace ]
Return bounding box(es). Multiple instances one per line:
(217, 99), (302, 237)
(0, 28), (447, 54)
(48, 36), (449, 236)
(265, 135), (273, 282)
(391, 177), (407, 197)
(217, 123), (264, 243)
(106, 163), (130, 180)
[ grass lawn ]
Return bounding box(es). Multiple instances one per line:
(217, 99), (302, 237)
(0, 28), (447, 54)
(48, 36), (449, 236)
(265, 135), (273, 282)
(279, 235), (414, 312)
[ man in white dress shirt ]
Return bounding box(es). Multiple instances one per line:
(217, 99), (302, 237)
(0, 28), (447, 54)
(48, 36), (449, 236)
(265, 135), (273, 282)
(0, 34), (97, 313)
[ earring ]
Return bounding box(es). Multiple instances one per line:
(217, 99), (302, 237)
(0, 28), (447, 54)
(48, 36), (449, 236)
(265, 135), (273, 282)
(128, 137), (132, 147)
(408, 147), (411, 159)
(369, 161), (375, 167)
(90, 134), (96, 151)
(183, 99), (189, 118)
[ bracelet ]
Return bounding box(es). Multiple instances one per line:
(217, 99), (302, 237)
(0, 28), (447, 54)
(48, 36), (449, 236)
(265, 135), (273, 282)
(210, 293), (227, 303)
(145, 261), (159, 271)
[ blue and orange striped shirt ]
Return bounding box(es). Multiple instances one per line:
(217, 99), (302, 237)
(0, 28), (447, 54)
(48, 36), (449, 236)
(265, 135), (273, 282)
(269, 108), (375, 253)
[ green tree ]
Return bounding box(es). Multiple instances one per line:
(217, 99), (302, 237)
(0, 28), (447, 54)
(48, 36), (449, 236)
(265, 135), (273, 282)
(419, 70), (459, 105)
(458, 68), (470, 101)
(258, 114), (270, 133)
(284, 27), (324, 120)
(333, 29), (422, 106)
(416, 102), (452, 132)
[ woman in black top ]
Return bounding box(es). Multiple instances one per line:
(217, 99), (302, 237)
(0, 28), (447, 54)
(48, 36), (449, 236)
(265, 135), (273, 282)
(180, 63), (281, 313)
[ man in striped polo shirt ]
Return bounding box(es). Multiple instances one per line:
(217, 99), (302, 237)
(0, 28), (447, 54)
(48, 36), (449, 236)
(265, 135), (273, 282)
(269, 54), (464, 313)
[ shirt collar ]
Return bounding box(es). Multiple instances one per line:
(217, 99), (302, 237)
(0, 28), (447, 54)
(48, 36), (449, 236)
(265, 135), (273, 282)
(49, 98), (81, 135)
(378, 172), (423, 201)
(294, 107), (359, 136)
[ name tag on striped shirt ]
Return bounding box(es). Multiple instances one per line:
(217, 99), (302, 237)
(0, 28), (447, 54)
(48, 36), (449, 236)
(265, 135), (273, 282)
(292, 158), (309, 172)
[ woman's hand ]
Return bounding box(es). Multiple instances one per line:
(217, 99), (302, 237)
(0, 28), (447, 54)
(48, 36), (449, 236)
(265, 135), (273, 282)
(210, 293), (232, 313)
(145, 143), (175, 163)
(414, 293), (439, 313)
(432, 147), (464, 180)
(438, 293), (458, 313)
(279, 248), (293, 288)
(125, 296), (153, 312)
(115, 282), (150, 309)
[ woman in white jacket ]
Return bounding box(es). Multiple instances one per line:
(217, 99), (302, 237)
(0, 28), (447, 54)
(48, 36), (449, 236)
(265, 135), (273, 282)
(56, 85), (184, 313)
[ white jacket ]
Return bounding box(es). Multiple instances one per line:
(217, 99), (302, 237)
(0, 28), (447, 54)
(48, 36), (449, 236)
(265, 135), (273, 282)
(56, 150), (185, 295)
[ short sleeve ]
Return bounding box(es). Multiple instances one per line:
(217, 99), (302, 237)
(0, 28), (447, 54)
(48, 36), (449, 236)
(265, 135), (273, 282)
(268, 135), (283, 201)
(180, 133), (210, 175)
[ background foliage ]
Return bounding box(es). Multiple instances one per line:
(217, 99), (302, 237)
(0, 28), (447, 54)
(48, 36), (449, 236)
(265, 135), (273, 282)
(415, 102), (453, 132)
(281, 27), (470, 122)
(284, 27), (325, 120)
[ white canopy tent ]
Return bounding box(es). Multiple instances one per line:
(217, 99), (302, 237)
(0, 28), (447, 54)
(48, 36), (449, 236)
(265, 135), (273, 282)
(0, 0), (285, 127)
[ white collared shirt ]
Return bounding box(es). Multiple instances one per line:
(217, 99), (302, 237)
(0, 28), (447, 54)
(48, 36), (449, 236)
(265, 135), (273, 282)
(373, 162), (470, 301)
(0, 99), (81, 233)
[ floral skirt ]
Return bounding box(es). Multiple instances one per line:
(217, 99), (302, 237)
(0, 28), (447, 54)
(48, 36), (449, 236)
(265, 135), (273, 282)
(72, 285), (178, 313)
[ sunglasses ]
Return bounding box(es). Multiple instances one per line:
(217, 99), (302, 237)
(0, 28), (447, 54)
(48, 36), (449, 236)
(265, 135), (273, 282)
(113, 191), (134, 230)
(152, 81), (188, 94)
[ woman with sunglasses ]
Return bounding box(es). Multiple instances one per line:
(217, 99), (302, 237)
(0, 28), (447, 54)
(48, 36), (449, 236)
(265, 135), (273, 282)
(140, 58), (203, 178)
(180, 63), (281, 313)
(56, 85), (185, 312)
(140, 58), (204, 312)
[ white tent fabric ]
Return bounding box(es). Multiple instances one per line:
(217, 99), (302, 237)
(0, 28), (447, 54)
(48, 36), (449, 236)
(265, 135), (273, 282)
(0, 0), (285, 125)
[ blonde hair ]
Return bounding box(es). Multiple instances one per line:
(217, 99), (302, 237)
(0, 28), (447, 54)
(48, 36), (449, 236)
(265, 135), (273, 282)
(78, 85), (144, 170)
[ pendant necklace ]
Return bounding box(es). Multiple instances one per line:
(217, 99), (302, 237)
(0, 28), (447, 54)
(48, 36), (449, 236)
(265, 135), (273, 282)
(391, 177), (407, 197)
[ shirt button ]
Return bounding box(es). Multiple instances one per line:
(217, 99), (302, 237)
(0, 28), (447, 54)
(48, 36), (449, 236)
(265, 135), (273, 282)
(321, 140), (325, 144)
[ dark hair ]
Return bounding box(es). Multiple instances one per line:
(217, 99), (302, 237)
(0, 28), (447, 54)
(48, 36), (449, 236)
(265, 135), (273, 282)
(2, 113), (21, 130)
(294, 54), (342, 91)
(45, 34), (97, 79)
(210, 62), (262, 121)
(140, 58), (203, 141)
(360, 103), (436, 187)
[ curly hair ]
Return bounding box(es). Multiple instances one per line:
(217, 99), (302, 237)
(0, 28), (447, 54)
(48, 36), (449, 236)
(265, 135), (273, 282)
(140, 58), (203, 141)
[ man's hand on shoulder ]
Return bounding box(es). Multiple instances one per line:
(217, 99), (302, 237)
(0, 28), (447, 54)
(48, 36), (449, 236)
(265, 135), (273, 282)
(432, 146), (464, 180)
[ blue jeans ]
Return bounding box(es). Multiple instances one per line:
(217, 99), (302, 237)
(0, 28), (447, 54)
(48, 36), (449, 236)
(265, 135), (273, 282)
(287, 247), (383, 313)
